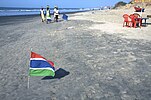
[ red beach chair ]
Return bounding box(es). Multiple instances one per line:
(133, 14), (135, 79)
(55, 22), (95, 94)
(133, 13), (142, 26)
(123, 14), (132, 27)
(129, 14), (142, 28)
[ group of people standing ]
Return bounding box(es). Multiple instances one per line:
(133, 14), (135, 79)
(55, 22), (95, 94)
(40, 5), (59, 23)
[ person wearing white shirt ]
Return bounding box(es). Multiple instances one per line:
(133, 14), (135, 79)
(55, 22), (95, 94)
(54, 6), (59, 22)
(40, 8), (45, 22)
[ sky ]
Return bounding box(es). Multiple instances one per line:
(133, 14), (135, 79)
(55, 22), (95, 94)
(0, 0), (130, 8)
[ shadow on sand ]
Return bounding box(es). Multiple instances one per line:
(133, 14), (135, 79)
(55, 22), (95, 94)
(42, 68), (70, 80)
(46, 19), (66, 24)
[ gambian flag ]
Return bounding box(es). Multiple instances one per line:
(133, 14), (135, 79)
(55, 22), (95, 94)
(29, 52), (55, 77)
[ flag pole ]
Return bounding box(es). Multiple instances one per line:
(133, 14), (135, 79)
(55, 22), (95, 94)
(27, 75), (30, 89)
(27, 48), (32, 89)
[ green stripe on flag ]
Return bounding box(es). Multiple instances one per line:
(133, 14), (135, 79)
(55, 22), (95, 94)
(29, 69), (55, 76)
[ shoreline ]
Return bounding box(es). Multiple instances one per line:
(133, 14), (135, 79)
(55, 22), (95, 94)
(0, 10), (92, 26)
(0, 10), (91, 17)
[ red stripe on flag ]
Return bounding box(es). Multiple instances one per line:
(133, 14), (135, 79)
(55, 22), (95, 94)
(31, 52), (46, 59)
(47, 60), (54, 67)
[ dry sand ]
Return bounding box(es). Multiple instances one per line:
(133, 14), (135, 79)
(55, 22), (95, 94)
(0, 8), (151, 100)
(70, 8), (151, 40)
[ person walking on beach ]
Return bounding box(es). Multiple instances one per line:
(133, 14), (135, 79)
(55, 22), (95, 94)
(40, 7), (45, 22)
(53, 6), (59, 22)
(46, 5), (51, 24)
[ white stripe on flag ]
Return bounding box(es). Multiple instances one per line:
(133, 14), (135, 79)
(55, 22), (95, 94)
(30, 58), (46, 61)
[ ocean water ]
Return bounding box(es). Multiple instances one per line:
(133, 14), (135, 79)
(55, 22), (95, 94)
(0, 7), (90, 16)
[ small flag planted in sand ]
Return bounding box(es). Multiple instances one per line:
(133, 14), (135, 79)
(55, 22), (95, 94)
(29, 52), (55, 76)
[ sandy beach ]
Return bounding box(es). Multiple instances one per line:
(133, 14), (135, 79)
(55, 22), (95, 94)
(0, 8), (151, 100)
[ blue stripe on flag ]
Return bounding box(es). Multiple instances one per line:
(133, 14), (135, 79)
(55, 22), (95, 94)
(30, 60), (55, 70)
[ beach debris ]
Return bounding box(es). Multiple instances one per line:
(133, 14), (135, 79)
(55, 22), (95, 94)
(86, 54), (93, 58)
(66, 26), (74, 29)
(107, 76), (114, 80)
(62, 14), (68, 21)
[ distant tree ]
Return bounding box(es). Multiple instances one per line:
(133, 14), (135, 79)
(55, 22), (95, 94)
(113, 1), (127, 9)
